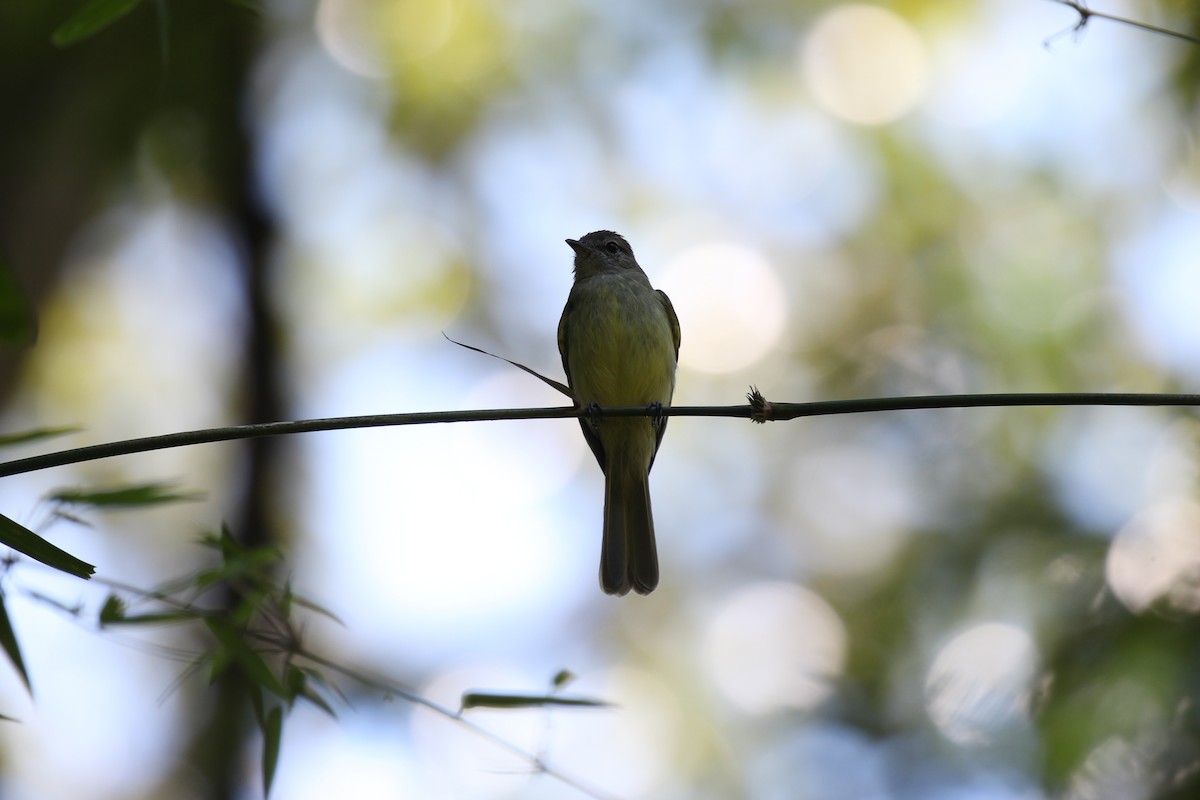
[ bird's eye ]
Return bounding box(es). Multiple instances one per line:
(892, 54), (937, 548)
(605, 242), (620, 254)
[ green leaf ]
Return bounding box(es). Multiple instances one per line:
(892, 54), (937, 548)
(0, 427), (78, 451)
(98, 594), (187, 627)
(105, 611), (193, 626)
(49, 482), (203, 509)
(459, 691), (611, 711)
(207, 645), (232, 684)
(99, 594), (125, 626)
(199, 527), (280, 580)
(0, 593), (31, 696)
(297, 683), (337, 718)
(260, 705), (283, 797)
(301, 666), (347, 713)
(191, 568), (225, 591)
(286, 666), (338, 718)
(0, 513), (94, 579)
(204, 618), (290, 700)
(279, 578), (344, 626)
(52, 0), (144, 47)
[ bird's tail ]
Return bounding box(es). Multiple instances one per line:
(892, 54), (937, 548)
(601, 467), (659, 595)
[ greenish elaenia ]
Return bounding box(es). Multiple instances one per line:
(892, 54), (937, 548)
(558, 231), (680, 595)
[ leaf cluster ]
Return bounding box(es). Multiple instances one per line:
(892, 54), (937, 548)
(94, 528), (344, 795)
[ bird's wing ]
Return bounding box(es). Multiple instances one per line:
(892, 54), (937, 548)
(657, 290), (681, 360)
(558, 290), (608, 473)
(648, 289), (681, 469)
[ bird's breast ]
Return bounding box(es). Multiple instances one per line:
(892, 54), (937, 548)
(566, 275), (677, 408)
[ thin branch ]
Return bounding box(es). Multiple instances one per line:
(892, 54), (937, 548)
(1046, 0), (1200, 46)
(0, 408), (584, 478)
(741, 389), (1200, 422)
(296, 648), (621, 800)
(443, 333), (572, 398)
(0, 392), (1198, 478)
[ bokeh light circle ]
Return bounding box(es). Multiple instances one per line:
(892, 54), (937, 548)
(662, 242), (788, 374)
(1107, 499), (1200, 613)
(801, 5), (930, 125)
(703, 582), (847, 714)
(925, 622), (1037, 745)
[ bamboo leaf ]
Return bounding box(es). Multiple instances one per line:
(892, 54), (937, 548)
(0, 513), (94, 579)
(98, 594), (187, 627)
(286, 666), (337, 718)
(99, 594), (125, 626)
(260, 705), (283, 796)
(298, 684), (336, 718)
(0, 593), (31, 696)
(460, 691), (611, 711)
(0, 427), (78, 450)
(107, 611), (194, 626)
(299, 666), (347, 713)
(49, 482), (203, 509)
(52, 0), (144, 47)
(204, 618), (289, 699)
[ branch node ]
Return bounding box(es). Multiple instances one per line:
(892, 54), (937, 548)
(747, 386), (772, 424)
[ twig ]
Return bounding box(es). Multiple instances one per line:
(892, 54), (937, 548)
(443, 333), (572, 397)
(1046, 0), (1200, 46)
(741, 390), (1200, 422)
(297, 648), (621, 800)
(0, 392), (1197, 478)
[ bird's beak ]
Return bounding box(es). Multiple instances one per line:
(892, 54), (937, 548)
(566, 238), (587, 255)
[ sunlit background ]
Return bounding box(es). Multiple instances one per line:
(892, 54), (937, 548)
(2, 0), (1200, 798)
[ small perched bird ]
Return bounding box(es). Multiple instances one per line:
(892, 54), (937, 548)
(558, 231), (680, 595)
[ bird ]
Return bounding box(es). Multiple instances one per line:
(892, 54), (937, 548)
(557, 230), (680, 595)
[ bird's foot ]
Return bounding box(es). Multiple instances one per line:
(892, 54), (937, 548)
(584, 402), (603, 426)
(648, 402), (666, 430)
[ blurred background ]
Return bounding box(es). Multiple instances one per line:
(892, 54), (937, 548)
(2, 0), (1200, 797)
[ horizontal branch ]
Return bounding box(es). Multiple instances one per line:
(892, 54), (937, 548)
(746, 390), (1200, 422)
(1, 392), (1197, 478)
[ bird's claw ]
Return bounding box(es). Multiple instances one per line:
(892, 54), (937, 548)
(648, 402), (666, 430)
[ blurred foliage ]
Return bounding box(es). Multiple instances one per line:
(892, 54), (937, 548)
(0, 427), (78, 450)
(88, 528), (344, 796)
(17, 525), (597, 797)
(48, 481), (204, 510)
(52, 0), (149, 47)
(381, 0), (514, 158)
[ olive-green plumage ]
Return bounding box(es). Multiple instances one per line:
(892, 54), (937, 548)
(558, 231), (680, 595)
